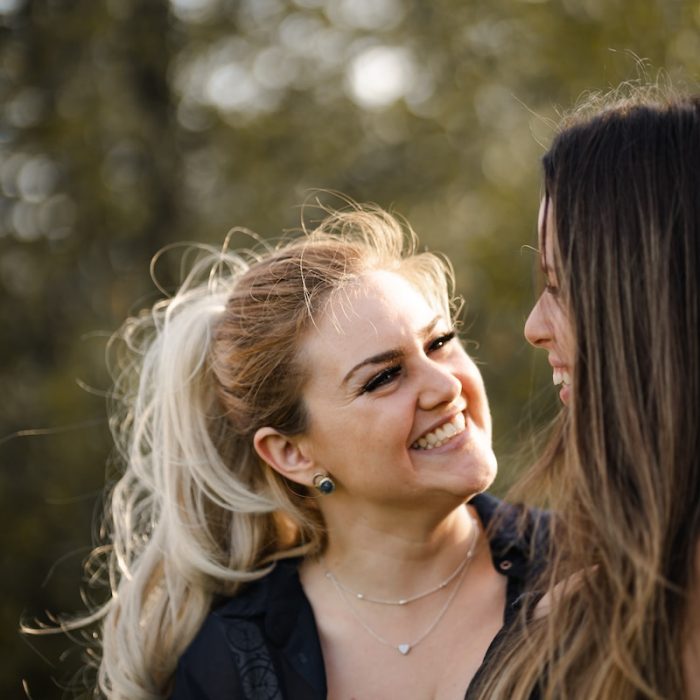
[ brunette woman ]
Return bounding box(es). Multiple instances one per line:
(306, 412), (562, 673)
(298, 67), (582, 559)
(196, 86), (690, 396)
(472, 88), (700, 699)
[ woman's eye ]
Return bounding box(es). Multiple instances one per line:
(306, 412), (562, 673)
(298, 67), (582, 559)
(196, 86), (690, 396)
(428, 331), (456, 353)
(544, 282), (560, 297)
(362, 366), (401, 393)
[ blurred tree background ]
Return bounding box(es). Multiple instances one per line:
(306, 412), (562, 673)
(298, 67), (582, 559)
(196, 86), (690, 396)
(1, 0), (698, 696)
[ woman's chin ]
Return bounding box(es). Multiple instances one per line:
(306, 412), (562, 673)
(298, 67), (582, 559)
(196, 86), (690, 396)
(449, 453), (498, 500)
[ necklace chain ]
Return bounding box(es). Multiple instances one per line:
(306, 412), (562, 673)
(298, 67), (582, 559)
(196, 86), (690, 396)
(324, 513), (479, 655)
(325, 536), (472, 606)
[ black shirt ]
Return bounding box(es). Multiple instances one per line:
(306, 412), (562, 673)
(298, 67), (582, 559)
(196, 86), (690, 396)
(171, 492), (548, 700)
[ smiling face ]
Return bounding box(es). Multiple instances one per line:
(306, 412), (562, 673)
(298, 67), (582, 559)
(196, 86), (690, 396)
(296, 270), (496, 511)
(524, 197), (576, 404)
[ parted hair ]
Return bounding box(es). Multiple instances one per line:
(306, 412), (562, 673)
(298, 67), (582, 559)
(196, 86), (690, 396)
(473, 86), (700, 699)
(37, 204), (456, 699)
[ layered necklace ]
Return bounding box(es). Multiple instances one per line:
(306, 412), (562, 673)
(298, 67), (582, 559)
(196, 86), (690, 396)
(323, 513), (480, 656)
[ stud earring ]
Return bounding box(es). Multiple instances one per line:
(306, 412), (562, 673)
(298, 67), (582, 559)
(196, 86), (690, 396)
(313, 472), (336, 495)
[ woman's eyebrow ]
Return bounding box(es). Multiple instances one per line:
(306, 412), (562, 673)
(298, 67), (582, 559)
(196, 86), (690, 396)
(341, 316), (442, 385)
(342, 349), (403, 385)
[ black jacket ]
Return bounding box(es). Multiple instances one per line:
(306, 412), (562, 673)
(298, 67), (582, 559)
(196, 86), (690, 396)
(171, 493), (548, 700)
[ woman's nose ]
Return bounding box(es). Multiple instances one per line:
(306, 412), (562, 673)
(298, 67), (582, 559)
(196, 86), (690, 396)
(417, 360), (462, 411)
(524, 296), (550, 348)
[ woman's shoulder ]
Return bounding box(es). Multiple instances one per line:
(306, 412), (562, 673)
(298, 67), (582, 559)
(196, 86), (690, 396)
(170, 558), (326, 699)
(464, 494), (551, 700)
(470, 491), (551, 583)
(169, 610), (244, 699)
(169, 567), (281, 699)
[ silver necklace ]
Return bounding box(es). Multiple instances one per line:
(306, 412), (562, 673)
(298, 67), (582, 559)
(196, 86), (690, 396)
(325, 534), (473, 606)
(324, 514), (479, 655)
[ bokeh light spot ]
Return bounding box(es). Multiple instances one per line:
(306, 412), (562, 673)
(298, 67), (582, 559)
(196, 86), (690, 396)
(346, 45), (414, 109)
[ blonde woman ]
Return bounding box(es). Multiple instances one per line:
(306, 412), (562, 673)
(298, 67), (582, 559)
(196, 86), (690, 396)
(471, 88), (700, 699)
(32, 205), (548, 699)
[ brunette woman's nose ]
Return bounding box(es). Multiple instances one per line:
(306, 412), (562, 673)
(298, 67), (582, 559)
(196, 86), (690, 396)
(524, 296), (550, 348)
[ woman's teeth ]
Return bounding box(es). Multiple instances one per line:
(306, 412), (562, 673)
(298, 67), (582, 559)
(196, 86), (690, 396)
(412, 412), (466, 450)
(553, 368), (572, 387)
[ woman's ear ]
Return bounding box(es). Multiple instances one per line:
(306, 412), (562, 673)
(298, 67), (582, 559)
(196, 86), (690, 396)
(253, 426), (315, 487)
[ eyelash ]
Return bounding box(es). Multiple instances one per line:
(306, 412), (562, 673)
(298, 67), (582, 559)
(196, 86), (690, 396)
(544, 282), (560, 296)
(429, 330), (456, 352)
(360, 331), (457, 394)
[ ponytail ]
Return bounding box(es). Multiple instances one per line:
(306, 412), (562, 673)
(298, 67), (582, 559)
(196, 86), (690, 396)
(101, 250), (286, 697)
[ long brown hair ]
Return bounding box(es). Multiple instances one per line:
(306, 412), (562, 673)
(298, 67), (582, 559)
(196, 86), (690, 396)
(475, 87), (700, 699)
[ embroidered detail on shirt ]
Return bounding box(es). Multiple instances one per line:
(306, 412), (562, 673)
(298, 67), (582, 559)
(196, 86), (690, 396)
(226, 620), (283, 700)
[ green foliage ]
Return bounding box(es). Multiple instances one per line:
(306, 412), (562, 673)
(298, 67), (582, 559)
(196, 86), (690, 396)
(1, 0), (698, 695)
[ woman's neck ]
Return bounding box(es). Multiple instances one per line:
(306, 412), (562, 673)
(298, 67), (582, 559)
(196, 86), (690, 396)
(314, 502), (479, 602)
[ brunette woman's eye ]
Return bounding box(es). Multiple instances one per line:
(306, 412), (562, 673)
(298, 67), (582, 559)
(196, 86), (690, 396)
(362, 365), (402, 393)
(428, 331), (456, 353)
(544, 282), (560, 297)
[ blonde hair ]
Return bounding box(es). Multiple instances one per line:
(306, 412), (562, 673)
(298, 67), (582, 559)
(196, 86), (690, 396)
(473, 86), (700, 699)
(31, 204), (456, 698)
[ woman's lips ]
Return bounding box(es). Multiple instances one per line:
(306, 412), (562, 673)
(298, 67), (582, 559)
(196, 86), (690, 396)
(411, 412), (467, 450)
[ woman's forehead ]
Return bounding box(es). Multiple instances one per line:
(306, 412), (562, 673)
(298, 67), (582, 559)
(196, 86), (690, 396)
(538, 196), (558, 260)
(538, 196), (548, 241)
(302, 273), (442, 358)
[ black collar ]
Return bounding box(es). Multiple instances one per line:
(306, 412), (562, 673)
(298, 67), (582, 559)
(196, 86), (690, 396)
(213, 491), (547, 635)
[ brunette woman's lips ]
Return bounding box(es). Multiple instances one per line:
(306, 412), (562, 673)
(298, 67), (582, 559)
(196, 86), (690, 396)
(551, 366), (572, 405)
(559, 384), (571, 404)
(552, 367), (571, 387)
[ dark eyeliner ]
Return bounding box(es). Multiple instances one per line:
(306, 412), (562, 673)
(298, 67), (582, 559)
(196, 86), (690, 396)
(361, 365), (401, 394)
(428, 330), (456, 351)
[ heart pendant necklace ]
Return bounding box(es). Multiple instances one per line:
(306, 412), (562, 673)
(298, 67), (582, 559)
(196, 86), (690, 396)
(324, 513), (479, 655)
